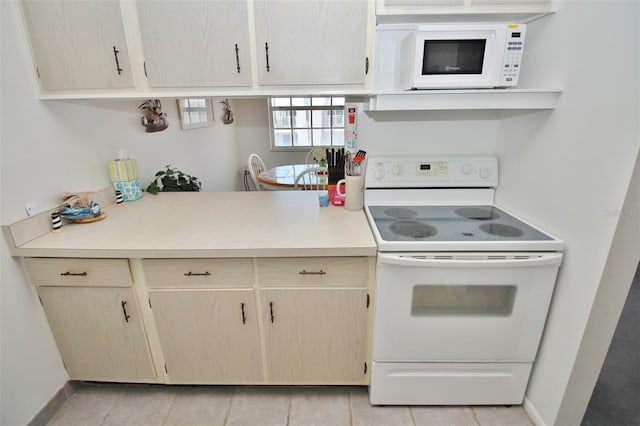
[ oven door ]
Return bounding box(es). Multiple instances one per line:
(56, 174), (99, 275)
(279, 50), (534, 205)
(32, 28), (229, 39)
(372, 252), (562, 362)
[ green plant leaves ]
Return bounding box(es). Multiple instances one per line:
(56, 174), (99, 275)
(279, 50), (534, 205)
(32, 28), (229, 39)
(145, 165), (202, 194)
(146, 181), (160, 195)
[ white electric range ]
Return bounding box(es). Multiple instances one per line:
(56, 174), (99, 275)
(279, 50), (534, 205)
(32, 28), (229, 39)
(364, 155), (563, 405)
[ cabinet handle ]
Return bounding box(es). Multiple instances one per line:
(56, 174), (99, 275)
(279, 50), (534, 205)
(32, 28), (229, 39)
(235, 44), (241, 73)
(299, 270), (326, 275)
(120, 300), (130, 322)
(112, 46), (123, 75)
(269, 301), (274, 323)
(365, 57), (369, 75)
(241, 302), (246, 324)
(60, 271), (87, 277)
(184, 271), (211, 277)
(265, 42), (270, 72)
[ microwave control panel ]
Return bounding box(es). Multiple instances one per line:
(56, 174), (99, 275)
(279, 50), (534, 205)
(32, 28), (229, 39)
(500, 25), (527, 87)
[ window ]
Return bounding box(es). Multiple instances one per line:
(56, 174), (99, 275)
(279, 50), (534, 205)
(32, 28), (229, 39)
(269, 97), (345, 150)
(177, 98), (214, 130)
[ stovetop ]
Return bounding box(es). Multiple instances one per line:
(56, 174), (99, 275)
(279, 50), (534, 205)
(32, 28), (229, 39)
(365, 204), (563, 252)
(368, 205), (552, 242)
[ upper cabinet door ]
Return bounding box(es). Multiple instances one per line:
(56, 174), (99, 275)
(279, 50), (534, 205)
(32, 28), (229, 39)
(253, 0), (369, 86)
(21, 0), (135, 91)
(136, 1), (252, 88)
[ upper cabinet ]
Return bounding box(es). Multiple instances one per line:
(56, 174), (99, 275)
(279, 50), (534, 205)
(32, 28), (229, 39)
(136, 1), (252, 88)
(21, 0), (135, 91)
(376, 0), (554, 16)
(253, 0), (370, 86)
(19, 0), (374, 97)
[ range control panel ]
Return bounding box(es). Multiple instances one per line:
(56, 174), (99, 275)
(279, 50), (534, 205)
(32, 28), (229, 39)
(365, 155), (499, 188)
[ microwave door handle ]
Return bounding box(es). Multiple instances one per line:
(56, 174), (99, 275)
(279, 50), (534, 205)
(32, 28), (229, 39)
(377, 253), (563, 268)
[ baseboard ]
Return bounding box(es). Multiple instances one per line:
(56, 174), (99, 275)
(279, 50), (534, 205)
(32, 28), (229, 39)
(524, 396), (548, 426)
(27, 381), (77, 426)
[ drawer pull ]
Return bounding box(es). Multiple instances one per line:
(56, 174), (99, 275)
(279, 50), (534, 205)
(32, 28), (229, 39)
(269, 301), (274, 323)
(184, 271), (211, 277)
(299, 270), (326, 275)
(241, 303), (246, 324)
(60, 271), (88, 277)
(120, 300), (130, 322)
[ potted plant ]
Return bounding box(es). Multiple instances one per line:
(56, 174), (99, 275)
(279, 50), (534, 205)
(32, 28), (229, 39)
(146, 165), (202, 194)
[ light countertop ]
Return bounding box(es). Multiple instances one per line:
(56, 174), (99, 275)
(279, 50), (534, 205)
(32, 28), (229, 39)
(8, 191), (377, 258)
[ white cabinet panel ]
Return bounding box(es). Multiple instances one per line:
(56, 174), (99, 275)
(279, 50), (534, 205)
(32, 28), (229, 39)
(21, 0), (135, 90)
(24, 258), (132, 287)
(149, 289), (263, 384)
(142, 258), (254, 288)
(253, 0), (369, 86)
(257, 257), (370, 287)
(38, 286), (156, 381)
(136, 0), (252, 87)
(261, 288), (368, 384)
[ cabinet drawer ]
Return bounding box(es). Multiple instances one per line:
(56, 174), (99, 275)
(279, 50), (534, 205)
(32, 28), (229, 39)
(257, 257), (369, 287)
(23, 258), (132, 287)
(142, 258), (254, 288)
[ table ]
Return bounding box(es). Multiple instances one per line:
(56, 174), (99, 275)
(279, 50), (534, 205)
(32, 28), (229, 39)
(258, 164), (317, 189)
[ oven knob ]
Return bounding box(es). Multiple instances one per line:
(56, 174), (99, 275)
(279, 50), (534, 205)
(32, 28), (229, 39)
(461, 163), (474, 175)
(374, 168), (385, 180)
(391, 164), (404, 176)
(479, 168), (492, 179)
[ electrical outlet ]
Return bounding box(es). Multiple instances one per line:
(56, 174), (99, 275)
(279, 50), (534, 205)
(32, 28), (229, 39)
(25, 201), (42, 216)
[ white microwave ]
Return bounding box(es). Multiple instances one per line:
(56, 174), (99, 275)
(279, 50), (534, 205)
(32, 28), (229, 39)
(398, 23), (526, 90)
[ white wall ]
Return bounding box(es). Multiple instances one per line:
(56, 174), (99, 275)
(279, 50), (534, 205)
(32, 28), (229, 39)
(558, 149), (639, 425)
(1, 4), (69, 425)
(234, 98), (306, 171)
(359, 109), (499, 155)
(0, 92), (245, 223)
(494, 1), (640, 424)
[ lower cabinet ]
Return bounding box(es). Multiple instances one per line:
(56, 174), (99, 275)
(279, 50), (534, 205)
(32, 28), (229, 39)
(26, 256), (372, 385)
(261, 288), (369, 384)
(148, 289), (262, 384)
(257, 256), (371, 384)
(144, 256), (372, 385)
(37, 286), (156, 382)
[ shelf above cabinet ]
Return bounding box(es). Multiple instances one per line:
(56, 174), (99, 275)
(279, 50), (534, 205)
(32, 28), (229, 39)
(37, 87), (373, 101)
(375, 0), (557, 23)
(364, 89), (561, 111)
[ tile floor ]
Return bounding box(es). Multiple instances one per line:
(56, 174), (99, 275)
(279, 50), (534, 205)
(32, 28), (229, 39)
(45, 383), (534, 426)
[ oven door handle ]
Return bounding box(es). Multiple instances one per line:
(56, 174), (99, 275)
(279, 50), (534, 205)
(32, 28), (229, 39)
(377, 252), (563, 268)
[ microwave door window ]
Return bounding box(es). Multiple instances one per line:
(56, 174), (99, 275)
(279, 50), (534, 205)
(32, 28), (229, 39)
(422, 40), (486, 75)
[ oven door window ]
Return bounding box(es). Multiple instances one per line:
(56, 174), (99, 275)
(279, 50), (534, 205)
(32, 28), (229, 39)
(411, 285), (516, 316)
(422, 40), (486, 75)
